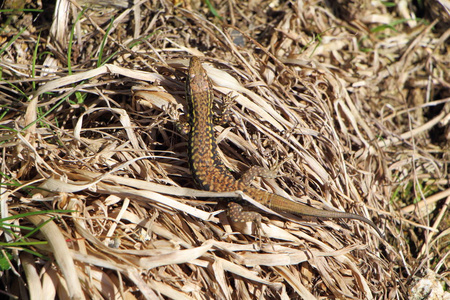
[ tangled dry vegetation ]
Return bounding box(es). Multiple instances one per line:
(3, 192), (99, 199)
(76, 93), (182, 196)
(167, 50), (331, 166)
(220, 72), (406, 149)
(1, 0), (449, 299)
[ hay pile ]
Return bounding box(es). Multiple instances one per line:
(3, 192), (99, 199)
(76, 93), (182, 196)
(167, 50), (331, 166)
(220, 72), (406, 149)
(1, 0), (449, 299)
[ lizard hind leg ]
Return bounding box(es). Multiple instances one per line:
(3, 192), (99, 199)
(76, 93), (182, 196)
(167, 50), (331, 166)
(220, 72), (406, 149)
(240, 155), (293, 184)
(228, 201), (262, 223)
(227, 202), (266, 240)
(240, 165), (280, 184)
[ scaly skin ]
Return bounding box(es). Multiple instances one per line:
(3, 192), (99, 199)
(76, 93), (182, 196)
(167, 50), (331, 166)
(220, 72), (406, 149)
(186, 57), (383, 238)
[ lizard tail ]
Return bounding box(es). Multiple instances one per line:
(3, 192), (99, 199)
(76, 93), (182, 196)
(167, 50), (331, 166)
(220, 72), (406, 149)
(264, 192), (384, 238)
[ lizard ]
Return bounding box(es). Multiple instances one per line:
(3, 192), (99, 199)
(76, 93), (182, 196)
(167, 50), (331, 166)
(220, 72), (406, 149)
(185, 56), (383, 238)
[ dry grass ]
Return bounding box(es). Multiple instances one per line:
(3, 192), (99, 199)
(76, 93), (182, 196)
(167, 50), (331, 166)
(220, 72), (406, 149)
(1, 0), (449, 299)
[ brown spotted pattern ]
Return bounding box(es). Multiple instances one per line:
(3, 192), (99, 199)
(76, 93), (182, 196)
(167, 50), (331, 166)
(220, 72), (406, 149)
(186, 57), (383, 238)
